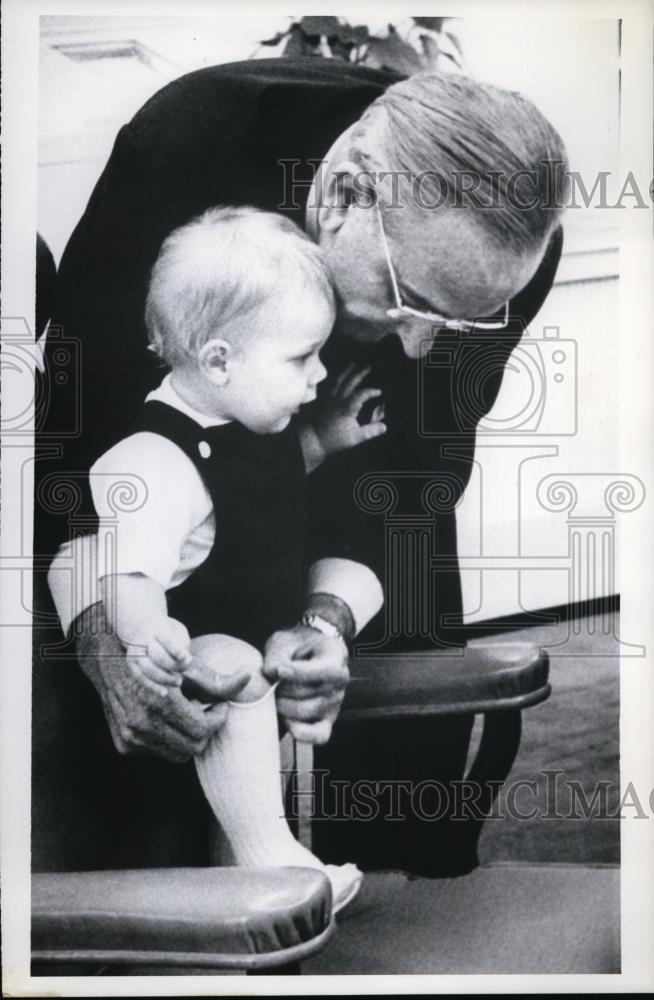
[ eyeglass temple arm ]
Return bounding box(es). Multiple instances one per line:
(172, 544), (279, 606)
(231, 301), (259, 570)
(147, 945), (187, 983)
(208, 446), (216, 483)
(377, 204), (511, 331)
(375, 203), (403, 310)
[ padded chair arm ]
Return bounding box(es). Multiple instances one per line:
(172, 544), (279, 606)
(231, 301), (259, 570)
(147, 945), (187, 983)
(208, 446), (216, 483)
(339, 642), (550, 723)
(32, 867), (334, 971)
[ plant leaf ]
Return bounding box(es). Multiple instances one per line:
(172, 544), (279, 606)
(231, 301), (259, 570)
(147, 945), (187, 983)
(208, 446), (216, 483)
(299, 16), (341, 38)
(282, 26), (312, 58)
(259, 30), (288, 47)
(412, 16), (444, 32)
(336, 23), (370, 46)
(364, 33), (424, 74)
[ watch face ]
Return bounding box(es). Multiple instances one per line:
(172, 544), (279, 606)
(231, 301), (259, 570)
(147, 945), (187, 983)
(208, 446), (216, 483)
(303, 613), (341, 639)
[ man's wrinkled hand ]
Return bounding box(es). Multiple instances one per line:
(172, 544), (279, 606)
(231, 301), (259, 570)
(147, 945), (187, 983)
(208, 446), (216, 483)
(75, 603), (247, 763)
(263, 625), (349, 744)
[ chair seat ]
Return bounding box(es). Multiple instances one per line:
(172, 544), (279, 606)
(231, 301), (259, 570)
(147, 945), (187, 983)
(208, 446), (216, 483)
(32, 867), (334, 970)
(304, 863), (620, 974)
(341, 643), (550, 721)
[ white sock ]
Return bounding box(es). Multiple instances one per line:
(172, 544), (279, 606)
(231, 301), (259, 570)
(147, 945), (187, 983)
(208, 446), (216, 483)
(195, 685), (327, 869)
(194, 684), (363, 913)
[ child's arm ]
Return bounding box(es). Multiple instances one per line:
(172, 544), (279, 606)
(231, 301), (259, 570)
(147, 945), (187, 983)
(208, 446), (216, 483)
(100, 572), (192, 695)
(299, 364), (387, 473)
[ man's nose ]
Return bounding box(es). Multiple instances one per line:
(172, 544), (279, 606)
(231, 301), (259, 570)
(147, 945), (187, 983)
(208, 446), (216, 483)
(311, 357), (327, 385)
(396, 322), (435, 360)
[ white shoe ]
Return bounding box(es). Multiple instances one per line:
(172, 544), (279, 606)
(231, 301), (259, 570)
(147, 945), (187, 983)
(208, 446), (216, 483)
(325, 862), (363, 915)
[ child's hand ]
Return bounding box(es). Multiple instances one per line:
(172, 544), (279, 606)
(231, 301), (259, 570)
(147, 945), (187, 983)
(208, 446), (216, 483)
(311, 364), (386, 458)
(123, 616), (192, 696)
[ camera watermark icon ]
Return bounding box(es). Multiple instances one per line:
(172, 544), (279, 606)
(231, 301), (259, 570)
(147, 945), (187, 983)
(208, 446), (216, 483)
(1, 317), (82, 439)
(419, 324), (577, 438)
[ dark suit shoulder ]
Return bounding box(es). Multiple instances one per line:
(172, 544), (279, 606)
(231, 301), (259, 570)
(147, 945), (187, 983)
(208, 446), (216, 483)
(126, 58), (400, 150)
(132, 58), (400, 117)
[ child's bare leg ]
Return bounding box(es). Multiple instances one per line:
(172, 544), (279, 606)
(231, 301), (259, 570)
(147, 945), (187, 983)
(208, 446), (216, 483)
(190, 633), (362, 913)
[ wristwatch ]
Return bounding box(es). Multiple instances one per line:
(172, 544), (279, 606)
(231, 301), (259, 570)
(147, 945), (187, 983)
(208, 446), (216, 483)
(300, 612), (345, 642)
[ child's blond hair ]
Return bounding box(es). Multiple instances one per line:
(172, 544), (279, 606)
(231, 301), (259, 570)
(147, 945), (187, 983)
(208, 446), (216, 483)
(146, 206), (335, 367)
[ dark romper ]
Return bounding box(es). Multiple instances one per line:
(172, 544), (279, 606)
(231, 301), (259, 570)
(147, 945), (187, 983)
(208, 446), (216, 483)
(132, 400), (307, 650)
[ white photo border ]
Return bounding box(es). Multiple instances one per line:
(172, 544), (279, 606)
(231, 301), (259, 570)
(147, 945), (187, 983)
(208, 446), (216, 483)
(2, 0), (653, 994)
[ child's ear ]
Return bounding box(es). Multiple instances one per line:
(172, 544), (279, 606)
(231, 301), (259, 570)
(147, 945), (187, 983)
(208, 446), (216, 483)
(198, 338), (232, 386)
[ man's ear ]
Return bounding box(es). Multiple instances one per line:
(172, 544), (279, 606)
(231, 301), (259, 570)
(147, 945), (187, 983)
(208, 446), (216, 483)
(198, 338), (232, 385)
(318, 159), (376, 235)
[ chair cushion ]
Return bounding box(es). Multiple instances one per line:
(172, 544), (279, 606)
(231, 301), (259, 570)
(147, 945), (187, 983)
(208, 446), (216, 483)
(32, 867), (333, 969)
(342, 643), (550, 721)
(304, 863), (620, 974)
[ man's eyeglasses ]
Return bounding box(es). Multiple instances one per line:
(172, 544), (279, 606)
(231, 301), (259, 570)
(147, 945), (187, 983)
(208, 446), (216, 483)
(375, 203), (510, 333)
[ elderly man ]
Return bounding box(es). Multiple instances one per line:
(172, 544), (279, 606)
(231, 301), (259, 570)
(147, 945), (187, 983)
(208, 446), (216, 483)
(37, 59), (567, 873)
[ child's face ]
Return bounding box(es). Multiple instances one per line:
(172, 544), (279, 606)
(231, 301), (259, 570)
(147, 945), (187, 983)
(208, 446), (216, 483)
(220, 292), (333, 434)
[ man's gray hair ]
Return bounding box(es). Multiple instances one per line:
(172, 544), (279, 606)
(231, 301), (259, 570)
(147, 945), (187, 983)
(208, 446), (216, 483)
(356, 72), (570, 253)
(146, 205), (335, 367)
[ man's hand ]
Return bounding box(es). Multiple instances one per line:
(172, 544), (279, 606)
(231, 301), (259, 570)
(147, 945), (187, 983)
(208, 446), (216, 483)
(263, 625), (350, 744)
(75, 602), (249, 763)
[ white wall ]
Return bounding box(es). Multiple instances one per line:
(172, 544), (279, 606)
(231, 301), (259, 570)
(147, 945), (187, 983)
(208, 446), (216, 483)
(457, 267), (620, 623)
(38, 15), (300, 261)
(38, 14), (623, 621)
(452, 17), (622, 620)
